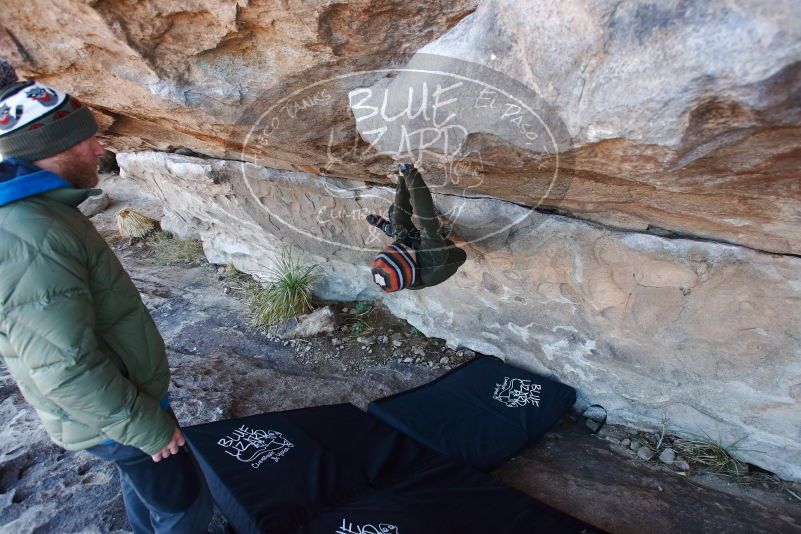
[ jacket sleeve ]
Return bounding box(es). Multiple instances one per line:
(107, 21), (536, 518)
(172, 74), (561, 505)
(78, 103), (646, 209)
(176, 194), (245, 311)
(4, 242), (175, 456)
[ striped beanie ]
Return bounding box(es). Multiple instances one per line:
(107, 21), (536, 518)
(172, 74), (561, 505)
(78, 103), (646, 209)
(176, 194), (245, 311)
(371, 242), (417, 292)
(0, 58), (98, 161)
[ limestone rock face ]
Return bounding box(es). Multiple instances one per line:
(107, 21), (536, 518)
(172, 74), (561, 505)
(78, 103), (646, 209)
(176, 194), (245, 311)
(359, 0), (801, 254)
(119, 151), (801, 482)
(2, 0), (800, 253)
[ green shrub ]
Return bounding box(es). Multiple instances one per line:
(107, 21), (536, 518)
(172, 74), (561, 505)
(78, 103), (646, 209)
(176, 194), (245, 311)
(349, 322), (367, 335)
(248, 248), (320, 328)
(352, 301), (372, 314)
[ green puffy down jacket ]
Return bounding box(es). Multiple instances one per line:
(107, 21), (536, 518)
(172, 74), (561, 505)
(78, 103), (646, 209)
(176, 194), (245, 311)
(0, 188), (175, 455)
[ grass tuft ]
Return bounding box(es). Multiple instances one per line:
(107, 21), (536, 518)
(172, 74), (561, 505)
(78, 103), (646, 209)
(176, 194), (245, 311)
(670, 434), (750, 478)
(248, 248), (321, 329)
(147, 231), (205, 265)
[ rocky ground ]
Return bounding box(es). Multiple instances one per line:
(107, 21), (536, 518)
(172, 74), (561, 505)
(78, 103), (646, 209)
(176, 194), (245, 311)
(1, 174), (800, 533)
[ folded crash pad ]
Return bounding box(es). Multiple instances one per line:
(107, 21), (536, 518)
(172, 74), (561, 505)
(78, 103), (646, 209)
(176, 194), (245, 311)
(183, 403), (599, 534)
(368, 356), (577, 470)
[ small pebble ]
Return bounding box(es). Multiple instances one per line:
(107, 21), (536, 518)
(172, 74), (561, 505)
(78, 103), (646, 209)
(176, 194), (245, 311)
(630, 441), (642, 452)
(342, 307), (349, 313)
(403, 357), (413, 363)
(439, 356), (450, 365)
(674, 459), (690, 471)
(620, 438), (631, 447)
(637, 446), (655, 461)
(658, 448), (676, 464)
(392, 340), (403, 348)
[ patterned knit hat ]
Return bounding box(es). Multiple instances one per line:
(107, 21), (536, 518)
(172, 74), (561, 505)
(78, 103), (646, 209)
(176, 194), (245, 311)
(0, 58), (98, 161)
(371, 242), (417, 292)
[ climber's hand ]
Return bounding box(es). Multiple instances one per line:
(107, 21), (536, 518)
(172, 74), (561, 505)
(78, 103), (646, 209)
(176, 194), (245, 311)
(152, 427), (185, 463)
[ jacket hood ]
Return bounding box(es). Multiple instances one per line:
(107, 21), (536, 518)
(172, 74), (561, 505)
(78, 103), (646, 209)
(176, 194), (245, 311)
(0, 157), (72, 207)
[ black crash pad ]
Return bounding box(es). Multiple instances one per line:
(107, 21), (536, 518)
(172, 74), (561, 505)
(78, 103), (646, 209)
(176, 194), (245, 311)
(368, 356), (577, 470)
(183, 403), (600, 534)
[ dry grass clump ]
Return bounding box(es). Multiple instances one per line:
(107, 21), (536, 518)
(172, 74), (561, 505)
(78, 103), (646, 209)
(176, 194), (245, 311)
(116, 207), (158, 239)
(147, 231), (205, 265)
(341, 301), (376, 336)
(220, 262), (255, 292)
(670, 435), (750, 477)
(247, 248), (320, 329)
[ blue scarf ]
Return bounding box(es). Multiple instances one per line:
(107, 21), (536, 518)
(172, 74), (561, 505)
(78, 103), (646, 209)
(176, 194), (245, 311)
(0, 157), (71, 206)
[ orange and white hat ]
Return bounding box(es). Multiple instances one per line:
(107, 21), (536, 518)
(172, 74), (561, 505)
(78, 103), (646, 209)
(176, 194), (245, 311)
(371, 242), (417, 292)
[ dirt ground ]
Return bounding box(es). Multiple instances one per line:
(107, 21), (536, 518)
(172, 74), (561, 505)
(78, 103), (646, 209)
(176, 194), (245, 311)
(0, 174), (800, 533)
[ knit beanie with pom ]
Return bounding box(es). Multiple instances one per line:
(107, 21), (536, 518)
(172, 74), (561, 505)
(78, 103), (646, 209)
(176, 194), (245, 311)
(371, 242), (418, 292)
(0, 57), (97, 161)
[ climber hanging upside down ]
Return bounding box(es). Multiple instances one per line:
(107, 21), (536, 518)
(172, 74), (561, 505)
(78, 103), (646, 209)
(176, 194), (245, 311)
(366, 164), (467, 292)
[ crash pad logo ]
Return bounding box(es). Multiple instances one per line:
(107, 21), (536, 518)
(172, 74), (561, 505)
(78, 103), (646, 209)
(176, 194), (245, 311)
(217, 425), (293, 469)
(493, 377), (542, 408)
(336, 518), (398, 534)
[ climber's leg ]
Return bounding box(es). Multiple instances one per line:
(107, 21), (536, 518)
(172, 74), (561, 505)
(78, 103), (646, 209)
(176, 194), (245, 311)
(391, 171), (417, 245)
(403, 166), (446, 245)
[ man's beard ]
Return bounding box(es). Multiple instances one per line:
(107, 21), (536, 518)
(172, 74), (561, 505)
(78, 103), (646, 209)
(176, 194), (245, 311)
(61, 156), (99, 189)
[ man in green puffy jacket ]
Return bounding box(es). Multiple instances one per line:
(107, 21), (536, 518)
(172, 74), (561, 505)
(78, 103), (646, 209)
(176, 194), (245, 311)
(0, 65), (212, 532)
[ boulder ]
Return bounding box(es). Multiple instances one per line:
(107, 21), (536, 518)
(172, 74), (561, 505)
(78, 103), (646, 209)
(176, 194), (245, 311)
(78, 191), (110, 218)
(2, 0), (800, 253)
(119, 150), (801, 482)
